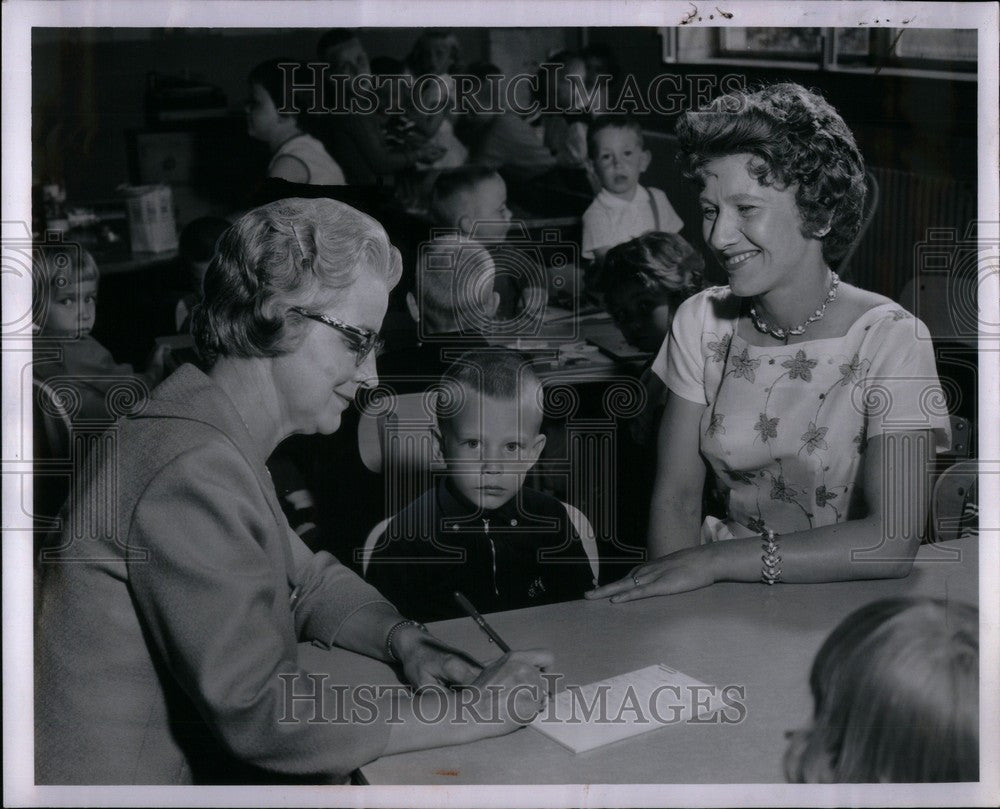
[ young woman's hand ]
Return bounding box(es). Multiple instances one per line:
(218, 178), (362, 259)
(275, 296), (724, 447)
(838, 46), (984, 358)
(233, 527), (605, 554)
(585, 544), (719, 602)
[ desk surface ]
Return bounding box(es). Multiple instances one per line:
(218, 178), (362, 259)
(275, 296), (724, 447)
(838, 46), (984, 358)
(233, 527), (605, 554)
(300, 539), (978, 785)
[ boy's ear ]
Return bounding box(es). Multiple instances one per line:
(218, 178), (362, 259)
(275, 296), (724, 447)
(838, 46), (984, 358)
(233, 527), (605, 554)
(486, 290), (501, 319)
(430, 424), (445, 463)
(528, 432), (547, 461)
(639, 149), (652, 173)
(457, 213), (474, 236)
(405, 291), (420, 323)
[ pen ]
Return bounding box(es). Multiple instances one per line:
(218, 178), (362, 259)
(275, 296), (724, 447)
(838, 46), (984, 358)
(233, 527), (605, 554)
(454, 591), (512, 653)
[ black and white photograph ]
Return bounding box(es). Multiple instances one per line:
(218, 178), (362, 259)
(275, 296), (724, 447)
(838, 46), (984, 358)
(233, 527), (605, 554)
(3, 1), (998, 806)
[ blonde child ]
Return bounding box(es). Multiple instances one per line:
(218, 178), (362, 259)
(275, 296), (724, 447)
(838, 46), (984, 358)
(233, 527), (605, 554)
(405, 29), (468, 170)
(365, 349), (597, 621)
(246, 58), (346, 185)
(582, 116), (683, 264)
(784, 597), (979, 782)
(33, 243), (168, 423)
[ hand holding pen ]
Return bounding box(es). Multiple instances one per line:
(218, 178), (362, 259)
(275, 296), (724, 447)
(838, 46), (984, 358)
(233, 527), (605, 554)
(453, 592), (554, 727)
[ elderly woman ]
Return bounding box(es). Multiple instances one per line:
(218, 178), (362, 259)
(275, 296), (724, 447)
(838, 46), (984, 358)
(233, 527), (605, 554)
(35, 198), (550, 784)
(589, 83), (951, 602)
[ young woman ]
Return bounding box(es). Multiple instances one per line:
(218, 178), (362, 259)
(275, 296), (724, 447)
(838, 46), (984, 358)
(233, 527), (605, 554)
(589, 83), (951, 601)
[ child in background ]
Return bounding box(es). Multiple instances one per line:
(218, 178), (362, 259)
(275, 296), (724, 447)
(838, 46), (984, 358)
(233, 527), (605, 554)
(246, 58), (346, 185)
(785, 597), (979, 783)
(582, 116), (683, 265)
(33, 244), (169, 423)
(600, 231), (704, 356)
(429, 165), (512, 240)
(426, 166), (538, 320)
(405, 29), (468, 170)
(365, 350), (598, 622)
(171, 216), (231, 333)
(597, 232), (704, 566)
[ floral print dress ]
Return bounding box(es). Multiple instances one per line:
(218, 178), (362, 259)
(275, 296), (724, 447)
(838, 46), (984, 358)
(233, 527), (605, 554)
(654, 286), (952, 539)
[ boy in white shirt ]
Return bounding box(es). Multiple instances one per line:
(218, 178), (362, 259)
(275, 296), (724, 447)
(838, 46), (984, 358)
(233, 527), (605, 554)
(581, 116), (684, 265)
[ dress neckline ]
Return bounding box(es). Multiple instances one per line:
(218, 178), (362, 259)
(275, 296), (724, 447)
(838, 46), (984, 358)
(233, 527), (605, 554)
(729, 301), (900, 349)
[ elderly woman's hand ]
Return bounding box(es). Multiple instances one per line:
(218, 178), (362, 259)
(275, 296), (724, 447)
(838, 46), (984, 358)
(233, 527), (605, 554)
(585, 544), (719, 603)
(393, 626), (484, 688)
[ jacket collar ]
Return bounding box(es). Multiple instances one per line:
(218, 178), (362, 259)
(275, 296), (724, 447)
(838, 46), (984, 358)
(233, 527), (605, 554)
(131, 364), (272, 470)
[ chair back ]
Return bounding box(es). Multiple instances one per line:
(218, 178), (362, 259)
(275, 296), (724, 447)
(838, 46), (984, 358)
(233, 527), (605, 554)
(931, 460), (978, 543)
(33, 378), (73, 460)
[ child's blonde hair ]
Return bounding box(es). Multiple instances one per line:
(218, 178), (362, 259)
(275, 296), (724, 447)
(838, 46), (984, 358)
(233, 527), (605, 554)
(784, 597), (979, 783)
(32, 242), (99, 325)
(435, 348), (543, 435)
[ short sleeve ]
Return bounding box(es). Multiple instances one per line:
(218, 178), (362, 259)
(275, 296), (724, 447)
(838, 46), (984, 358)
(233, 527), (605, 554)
(862, 312), (952, 452)
(650, 187), (684, 233)
(663, 292), (710, 405)
(581, 203), (612, 260)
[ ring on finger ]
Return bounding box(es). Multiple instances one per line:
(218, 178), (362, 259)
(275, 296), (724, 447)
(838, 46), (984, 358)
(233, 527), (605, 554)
(631, 574), (640, 587)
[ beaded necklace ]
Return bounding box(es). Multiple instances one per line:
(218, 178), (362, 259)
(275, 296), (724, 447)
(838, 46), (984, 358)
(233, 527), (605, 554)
(749, 271), (840, 342)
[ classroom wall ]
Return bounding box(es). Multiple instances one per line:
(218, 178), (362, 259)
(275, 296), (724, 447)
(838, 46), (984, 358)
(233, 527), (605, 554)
(31, 27), (491, 202)
(586, 27), (977, 183)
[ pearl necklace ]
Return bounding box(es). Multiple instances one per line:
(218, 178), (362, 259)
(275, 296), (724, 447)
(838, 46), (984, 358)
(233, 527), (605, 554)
(749, 271), (840, 341)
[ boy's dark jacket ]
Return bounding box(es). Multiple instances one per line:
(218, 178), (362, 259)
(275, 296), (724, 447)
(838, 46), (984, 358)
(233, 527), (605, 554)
(367, 478), (596, 622)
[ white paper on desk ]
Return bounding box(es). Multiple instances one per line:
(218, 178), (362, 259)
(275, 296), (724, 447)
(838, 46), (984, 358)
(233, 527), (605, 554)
(530, 664), (723, 754)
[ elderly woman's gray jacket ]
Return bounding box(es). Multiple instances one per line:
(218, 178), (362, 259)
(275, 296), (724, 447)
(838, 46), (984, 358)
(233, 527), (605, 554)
(35, 364), (394, 784)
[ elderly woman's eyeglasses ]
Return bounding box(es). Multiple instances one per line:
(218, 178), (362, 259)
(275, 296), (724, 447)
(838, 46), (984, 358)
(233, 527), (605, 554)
(290, 306), (384, 367)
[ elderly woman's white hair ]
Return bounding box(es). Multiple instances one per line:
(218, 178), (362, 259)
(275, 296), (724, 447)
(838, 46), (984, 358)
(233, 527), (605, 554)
(193, 197), (402, 367)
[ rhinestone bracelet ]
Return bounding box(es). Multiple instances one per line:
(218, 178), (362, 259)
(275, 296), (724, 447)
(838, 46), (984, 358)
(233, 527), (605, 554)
(761, 529), (782, 585)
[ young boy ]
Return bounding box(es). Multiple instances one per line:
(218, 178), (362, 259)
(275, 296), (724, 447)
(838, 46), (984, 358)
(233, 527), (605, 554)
(429, 165), (513, 242)
(581, 116), (684, 265)
(33, 243), (168, 423)
(365, 350), (598, 622)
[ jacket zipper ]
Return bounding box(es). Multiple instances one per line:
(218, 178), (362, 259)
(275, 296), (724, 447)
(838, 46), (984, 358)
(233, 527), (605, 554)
(484, 518), (499, 596)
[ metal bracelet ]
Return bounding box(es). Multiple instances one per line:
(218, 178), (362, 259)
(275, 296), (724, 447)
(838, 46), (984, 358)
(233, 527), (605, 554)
(385, 618), (427, 662)
(761, 529), (782, 585)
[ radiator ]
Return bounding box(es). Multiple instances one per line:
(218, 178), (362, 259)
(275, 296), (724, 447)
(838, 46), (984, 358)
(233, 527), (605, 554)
(847, 167), (977, 298)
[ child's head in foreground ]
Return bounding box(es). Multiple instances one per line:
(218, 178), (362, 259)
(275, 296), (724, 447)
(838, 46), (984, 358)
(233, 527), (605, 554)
(429, 165), (511, 239)
(587, 116), (650, 200)
(435, 349), (546, 510)
(33, 242), (100, 338)
(784, 597), (979, 783)
(600, 231), (703, 354)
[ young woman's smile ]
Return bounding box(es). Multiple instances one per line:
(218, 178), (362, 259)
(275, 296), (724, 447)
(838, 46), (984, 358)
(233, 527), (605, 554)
(699, 153), (825, 299)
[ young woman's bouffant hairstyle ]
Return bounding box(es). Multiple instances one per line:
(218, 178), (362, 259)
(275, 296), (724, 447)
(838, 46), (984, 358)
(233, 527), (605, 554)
(675, 82), (867, 263)
(784, 597), (979, 783)
(192, 198), (401, 368)
(600, 231), (704, 309)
